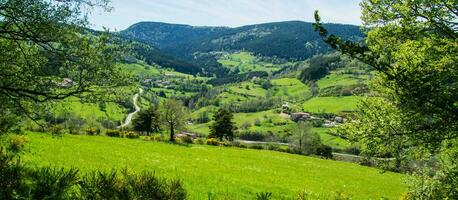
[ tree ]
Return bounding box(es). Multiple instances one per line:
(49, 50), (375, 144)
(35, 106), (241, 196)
(159, 99), (188, 142)
(0, 0), (129, 134)
(132, 106), (161, 136)
(289, 121), (321, 155)
(209, 108), (236, 141)
(314, 0), (457, 197)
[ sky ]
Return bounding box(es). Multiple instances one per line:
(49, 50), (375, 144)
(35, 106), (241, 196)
(89, 0), (363, 31)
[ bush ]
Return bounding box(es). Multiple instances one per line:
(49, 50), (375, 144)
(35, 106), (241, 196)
(343, 146), (361, 155)
(0, 154), (187, 200)
(316, 145), (333, 159)
(85, 128), (100, 136)
(124, 131), (140, 139)
(254, 119), (261, 126)
(256, 192), (273, 200)
(179, 135), (193, 144)
(194, 138), (206, 145)
(206, 138), (220, 146)
(106, 130), (123, 137)
(151, 134), (166, 142)
(49, 125), (64, 136)
(29, 167), (79, 199)
(266, 143), (280, 151)
(249, 145), (264, 150)
(9, 135), (28, 152)
(238, 131), (265, 141)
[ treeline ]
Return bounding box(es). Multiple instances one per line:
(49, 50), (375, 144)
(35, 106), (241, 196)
(299, 53), (343, 83)
(128, 41), (204, 75)
(207, 71), (268, 86)
(222, 97), (282, 113)
(122, 21), (363, 61)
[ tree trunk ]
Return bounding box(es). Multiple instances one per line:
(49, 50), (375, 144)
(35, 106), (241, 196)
(169, 124), (175, 142)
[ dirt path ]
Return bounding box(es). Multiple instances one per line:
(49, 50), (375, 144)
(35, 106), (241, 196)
(118, 88), (143, 128)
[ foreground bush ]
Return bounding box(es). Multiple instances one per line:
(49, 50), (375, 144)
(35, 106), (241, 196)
(0, 153), (186, 200)
(106, 129), (123, 137)
(124, 131), (140, 139)
(9, 135), (28, 152)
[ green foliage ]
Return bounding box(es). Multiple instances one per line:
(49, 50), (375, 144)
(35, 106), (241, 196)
(106, 130), (123, 138)
(9, 135), (28, 152)
(85, 128), (100, 136)
(404, 141), (458, 199)
(160, 99), (189, 142)
(299, 53), (342, 83)
(255, 192), (273, 200)
(289, 122), (322, 155)
(178, 135), (194, 144)
(0, 0), (130, 135)
(124, 131), (140, 139)
(206, 138), (220, 146)
(122, 21), (362, 63)
(49, 124), (65, 137)
(209, 108), (236, 141)
(29, 167), (80, 199)
(315, 0), (457, 198)
(132, 106), (161, 135)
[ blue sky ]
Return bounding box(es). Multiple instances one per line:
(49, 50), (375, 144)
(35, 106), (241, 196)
(89, 0), (362, 31)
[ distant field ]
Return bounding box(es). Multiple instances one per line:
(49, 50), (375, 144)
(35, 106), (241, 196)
(22, 132), (407, 200)
(218, 52), (280, 73)
(302, 96), (362, 114)
(52, 97), (127, 122)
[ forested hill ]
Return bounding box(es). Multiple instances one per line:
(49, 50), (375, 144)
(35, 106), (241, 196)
(121, 22), (229, 49)
(120, 21), (364, 61)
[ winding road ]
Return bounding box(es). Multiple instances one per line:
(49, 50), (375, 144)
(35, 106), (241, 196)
(118, 88), (143, 128)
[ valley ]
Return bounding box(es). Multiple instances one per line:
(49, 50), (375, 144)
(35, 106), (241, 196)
(2, 1), (454, 199)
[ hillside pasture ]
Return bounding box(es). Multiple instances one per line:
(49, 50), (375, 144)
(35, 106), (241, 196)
(22, 132), (407, 200)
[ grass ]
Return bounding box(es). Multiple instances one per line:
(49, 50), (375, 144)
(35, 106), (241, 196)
(302, 96), (362, 114)
(53, 97), (126, 122)
(22, 132), (407, 199)
(271, 78), (311, 98)
(218, 52), (280, 74)
(312, 127), (350, 149)
(119, 63), (160, 76)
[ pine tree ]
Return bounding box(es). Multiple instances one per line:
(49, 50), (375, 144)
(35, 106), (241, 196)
(210, 109), (236, 141)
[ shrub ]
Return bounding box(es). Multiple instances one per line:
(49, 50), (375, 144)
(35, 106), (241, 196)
(256, 192), (273, 200)
(151, 134), (165, 142)
(9, 135), (28, 152)
(79, 170), (123, 199)
(49, 125), (64, 136)
(249, 145), (264, 150)
(106, 130), (123, 137)
(179, 135), (193, 144)
(85, 128), (99, 136)
(206, 138), (220, 146)
(0, 155), (187, 200)
(343, 146), (361, 155)
(238, 131), (265, 141)
(316, 145), (333, 159)
(254, 119), (261, 126)
(194, 138), (206, 145)
(266, 143), (280, 151)
(124, 131), (140, 139)
(29, 167), (79, 199)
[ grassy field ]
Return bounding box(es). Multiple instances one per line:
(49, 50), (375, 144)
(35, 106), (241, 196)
(52, 97), (127, 122)
(218, 52), (280, 74)
(22, 132), (407, 200)
(302, 96), (362, 114)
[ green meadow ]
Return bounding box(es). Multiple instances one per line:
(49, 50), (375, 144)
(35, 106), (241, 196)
(21, 132), (407, 200)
